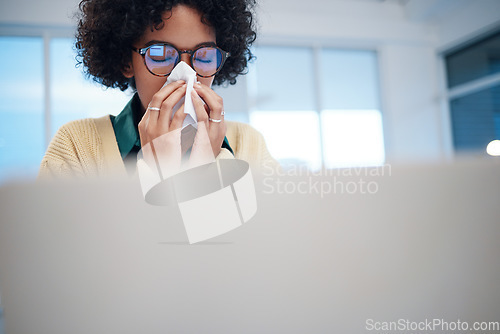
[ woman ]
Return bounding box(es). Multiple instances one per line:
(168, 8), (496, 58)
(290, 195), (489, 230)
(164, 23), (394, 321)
(39, 0), (278, 178)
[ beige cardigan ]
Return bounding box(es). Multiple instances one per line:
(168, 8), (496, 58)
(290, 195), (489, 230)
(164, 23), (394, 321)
(38, 116), (279, 179)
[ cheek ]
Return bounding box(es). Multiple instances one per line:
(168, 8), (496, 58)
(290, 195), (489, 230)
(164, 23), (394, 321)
(197, 76), (214, 88)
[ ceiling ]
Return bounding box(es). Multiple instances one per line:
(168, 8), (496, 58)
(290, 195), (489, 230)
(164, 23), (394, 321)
(348, 0), (468, 23)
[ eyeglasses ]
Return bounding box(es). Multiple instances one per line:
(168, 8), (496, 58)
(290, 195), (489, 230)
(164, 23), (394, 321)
(131, 43), (231, 78)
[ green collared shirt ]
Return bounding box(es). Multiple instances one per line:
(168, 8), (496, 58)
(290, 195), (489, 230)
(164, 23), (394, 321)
(110, 93), (234, 162)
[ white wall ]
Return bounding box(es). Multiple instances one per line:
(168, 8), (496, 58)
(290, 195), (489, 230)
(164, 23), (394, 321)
(1, 0), (499, 163)
(0, 0), (79, 26)
(434, 0), (500, 50)
(257, 0), (445, 163)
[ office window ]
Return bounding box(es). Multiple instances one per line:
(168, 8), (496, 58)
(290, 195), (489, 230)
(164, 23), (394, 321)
(450, 84), (500, 151)
(0, 37), (44, 182)
(446, 31), (500, 88)
(250, 111), (322, 169)
(446, 31), (500, 154)
(319, 49), (383, 168)
(321, 110), (384, 168)
(50, 38), (131, 136)
(0, 35), (132, 184)
(251, 46), (316, 111)
(249, 46), (321, 169)
(249, 46), (384, 169)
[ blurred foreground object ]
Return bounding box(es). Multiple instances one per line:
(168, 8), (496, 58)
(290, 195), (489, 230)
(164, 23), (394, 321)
(0, 158), (499, 333)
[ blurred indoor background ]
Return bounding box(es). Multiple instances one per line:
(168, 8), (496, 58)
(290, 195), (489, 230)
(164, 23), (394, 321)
(0, 0), (499, 182)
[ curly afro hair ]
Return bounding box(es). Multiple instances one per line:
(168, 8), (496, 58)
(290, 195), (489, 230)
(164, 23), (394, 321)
(75, 0), (257, 91)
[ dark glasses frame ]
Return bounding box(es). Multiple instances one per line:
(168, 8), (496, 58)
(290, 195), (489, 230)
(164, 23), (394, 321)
(131, 42), (231, 78)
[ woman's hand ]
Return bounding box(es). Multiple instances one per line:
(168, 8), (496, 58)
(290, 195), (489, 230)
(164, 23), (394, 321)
(191, 82), (226, 158)
(138, 79), (187, 148)
(138, 80), (188, 177)
(137, 79), (227, 176)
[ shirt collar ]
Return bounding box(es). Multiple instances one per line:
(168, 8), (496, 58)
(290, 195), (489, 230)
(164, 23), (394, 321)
(112, 93), (142, 159)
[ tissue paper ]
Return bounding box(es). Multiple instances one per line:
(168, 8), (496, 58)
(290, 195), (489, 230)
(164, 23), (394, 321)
(163, 61), (198, 129)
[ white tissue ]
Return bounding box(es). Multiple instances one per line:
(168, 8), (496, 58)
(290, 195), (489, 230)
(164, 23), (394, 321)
(163, 61), (198, 129)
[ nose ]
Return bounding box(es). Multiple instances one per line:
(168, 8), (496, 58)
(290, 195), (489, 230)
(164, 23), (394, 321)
(179, 52), (192, 68)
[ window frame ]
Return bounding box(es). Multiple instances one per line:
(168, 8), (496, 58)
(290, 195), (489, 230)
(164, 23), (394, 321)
(0, 24), (75, 149)
(440, 28), (500, 155)
(250, 39), (385, 169)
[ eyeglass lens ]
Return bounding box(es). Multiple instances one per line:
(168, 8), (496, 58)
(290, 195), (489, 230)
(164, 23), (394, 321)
(145, 45), (223, 76)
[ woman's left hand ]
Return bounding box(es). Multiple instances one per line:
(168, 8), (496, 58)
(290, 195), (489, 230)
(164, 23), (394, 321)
(191, 82), (226, 158)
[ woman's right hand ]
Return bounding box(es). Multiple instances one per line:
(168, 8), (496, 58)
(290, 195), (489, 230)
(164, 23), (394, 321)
(138, 80), (188, 177)
(138, 79), (187, 147)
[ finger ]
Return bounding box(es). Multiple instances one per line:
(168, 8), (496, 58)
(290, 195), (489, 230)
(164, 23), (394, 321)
(138, 108), (151, 146)
(148, 80), (185, 109)
(193, 82), (224, 120)
(157, 84), (187, 131)
(138, 103), (161, 145)
(191, 89), (209, 123)
(191, 88), (225, 158)
(144, 103), (161, 141)
(170, 103), (188, 131)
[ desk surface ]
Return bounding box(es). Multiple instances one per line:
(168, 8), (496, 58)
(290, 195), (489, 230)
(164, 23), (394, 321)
(1, 159), (499, 334)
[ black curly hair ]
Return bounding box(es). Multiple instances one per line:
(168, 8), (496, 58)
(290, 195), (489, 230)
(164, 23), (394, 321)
(75, 0), (257, 91)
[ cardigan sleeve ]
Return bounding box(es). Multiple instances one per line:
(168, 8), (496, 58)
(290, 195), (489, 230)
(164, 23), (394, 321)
(38, 122), (85, 179)
(38, 119), (105, 180)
